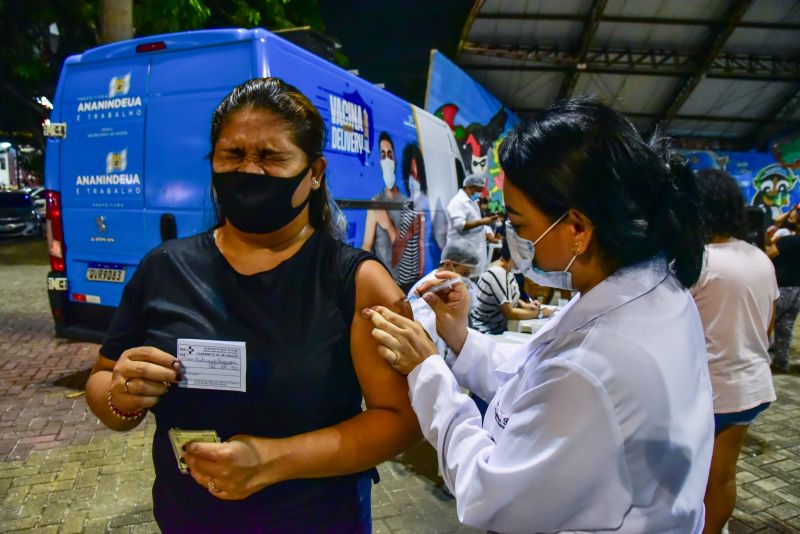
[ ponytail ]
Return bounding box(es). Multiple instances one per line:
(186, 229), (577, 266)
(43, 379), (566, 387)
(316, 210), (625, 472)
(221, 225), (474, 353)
(647, 137), (705, 287)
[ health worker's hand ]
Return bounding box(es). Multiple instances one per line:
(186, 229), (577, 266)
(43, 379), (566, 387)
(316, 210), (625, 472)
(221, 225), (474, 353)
(110, 346), (179, 413)
(363, 306), (439, 375)
(415, 271), (470, 353)
(183, 435), (275, 501)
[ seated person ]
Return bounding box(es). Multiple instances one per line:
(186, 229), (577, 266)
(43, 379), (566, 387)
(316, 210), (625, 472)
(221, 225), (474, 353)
(407, 242), (480, 355)
(470, 241), (551, 334)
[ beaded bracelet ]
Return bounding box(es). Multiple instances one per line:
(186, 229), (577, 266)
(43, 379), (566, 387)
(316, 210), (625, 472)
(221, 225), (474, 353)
(107, 390), (147, 421)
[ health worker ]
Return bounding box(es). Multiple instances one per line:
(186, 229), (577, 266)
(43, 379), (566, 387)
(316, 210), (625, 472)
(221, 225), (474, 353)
(445, 173), (500, 275)
(364, 98), (715, 533)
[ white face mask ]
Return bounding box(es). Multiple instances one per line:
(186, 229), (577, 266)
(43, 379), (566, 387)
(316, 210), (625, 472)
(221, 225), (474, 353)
(505, 213), (578, 290)
(380, 158), (395, 190)
(409, 177), (421, 200)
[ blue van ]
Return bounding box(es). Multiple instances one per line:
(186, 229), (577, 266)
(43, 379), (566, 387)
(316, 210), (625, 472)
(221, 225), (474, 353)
(44, 28), (462, 341)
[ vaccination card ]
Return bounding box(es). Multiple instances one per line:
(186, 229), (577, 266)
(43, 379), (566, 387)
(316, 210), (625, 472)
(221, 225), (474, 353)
(176, 338), (246, 392)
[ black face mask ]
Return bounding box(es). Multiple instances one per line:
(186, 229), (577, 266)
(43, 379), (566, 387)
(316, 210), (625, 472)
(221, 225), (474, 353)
(212, 165), (312, 234)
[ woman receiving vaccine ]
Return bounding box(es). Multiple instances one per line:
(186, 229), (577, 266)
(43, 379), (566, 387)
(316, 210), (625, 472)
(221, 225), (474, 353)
(365, 98), (715, 533)
(85, 78), (419, 532)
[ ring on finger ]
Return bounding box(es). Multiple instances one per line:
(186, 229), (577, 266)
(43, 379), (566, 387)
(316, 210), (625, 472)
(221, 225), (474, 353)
(123, 378), (131, 394)
(207, 478), (220, 493)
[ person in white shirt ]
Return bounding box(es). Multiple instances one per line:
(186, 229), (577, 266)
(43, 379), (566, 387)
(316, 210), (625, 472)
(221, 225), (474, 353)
(364, 98), (714, 533)
(470, 240), (543, 334)
(691, 168), (779, 534)
(408, 241), (480, 356)
(445, 173), (500, 275)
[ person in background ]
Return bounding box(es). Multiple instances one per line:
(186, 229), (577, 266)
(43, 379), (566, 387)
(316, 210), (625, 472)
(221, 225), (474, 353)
(364, 98), (713, 533)
(691, 168), (779, 534)
(470, 240), (544, 334)
(766, 213), (800, 373)
(445, 173), (500, 275)
(362, 131), (406, 279)
(85, 78), (420, 532)
(767, 202), (800, 243)
(393, 143), (428, 293)
(407, 242), (480, 356)
(402, 143), (428, 214)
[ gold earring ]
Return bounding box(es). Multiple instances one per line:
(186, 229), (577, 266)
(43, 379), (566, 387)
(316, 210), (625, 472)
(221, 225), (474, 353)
(311, 178), (320, 187)
(572, 242), (581, 255)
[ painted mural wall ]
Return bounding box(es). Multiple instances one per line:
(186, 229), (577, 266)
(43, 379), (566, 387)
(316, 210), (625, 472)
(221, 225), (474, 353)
(681, 142), (800, 221)
(425, 50), (519, 214)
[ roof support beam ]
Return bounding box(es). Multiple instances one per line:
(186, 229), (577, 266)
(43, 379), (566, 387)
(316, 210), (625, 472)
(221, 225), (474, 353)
(656, 0), (752, 131)
(747, 84), (800, 149)
(557, 0), (607, 100)
(474, 13), (800, 31)
(513, 108), (773, 124)
(460, 44), (800, 81)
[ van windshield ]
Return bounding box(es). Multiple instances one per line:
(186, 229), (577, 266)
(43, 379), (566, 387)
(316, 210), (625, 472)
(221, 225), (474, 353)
(0, 194), (33, 208)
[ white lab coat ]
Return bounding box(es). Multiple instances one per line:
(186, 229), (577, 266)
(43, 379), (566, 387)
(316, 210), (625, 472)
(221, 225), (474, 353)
(408, 271), (478, 357)
(407, 257), (714, 533)
(446, 189), (492, 274)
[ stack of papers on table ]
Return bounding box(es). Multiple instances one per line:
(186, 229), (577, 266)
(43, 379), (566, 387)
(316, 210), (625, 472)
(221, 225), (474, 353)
(517, 318), (550, 334)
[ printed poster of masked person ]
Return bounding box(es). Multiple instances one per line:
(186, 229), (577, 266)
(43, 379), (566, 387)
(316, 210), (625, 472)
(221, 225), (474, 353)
(361, 132), (425, 293)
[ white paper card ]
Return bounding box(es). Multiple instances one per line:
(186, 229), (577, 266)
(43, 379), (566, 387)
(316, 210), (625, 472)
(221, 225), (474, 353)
(176, 338), (246, 392)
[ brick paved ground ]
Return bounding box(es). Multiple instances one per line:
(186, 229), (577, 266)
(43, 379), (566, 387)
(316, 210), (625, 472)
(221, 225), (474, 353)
(0, 260), (799, 533)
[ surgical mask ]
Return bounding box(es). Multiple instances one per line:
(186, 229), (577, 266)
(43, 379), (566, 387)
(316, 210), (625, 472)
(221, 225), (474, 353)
(470, 192), (481, 201)
(505, 213), (578, 290)
(212, 165), (311, 234)
(380, 158), (395, 189)
(409, 177), (421, 200)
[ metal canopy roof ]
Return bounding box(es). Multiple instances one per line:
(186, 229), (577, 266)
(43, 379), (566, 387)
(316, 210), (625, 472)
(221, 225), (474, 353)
(457, 0), (800, 149)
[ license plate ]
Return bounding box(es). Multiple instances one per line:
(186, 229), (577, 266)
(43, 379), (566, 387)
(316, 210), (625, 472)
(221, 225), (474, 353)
(86, 263), (126, 283)
(47, 277), (68, 291)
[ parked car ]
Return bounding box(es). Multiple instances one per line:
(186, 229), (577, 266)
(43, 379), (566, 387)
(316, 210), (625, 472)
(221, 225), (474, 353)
(0, 191), (42, 238)
(27, 187), (46, 218)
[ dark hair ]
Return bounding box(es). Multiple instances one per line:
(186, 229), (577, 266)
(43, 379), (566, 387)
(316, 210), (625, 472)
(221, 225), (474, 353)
(778, 205), (800, 230)
(499, 97), (705, 288)
(401, 143), (427, 196)
(209, 77), (344, 237)
(500, 239), (511, 261)
(694, 168), (746, 241)
(378, 131), (394, 150)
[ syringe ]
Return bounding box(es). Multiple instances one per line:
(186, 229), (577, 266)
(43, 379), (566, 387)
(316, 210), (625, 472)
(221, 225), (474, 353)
(405, 277), (463, 303)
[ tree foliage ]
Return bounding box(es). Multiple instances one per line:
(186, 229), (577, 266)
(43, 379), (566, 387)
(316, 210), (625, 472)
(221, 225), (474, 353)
(0, 0), (326, 155)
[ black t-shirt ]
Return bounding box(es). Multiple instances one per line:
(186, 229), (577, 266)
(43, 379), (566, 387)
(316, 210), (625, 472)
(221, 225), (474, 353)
(101, 230), (377, 532)
(774, 234), (800, 287)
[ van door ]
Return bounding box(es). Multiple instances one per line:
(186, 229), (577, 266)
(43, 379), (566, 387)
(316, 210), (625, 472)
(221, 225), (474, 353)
(145, 41), (254, 241)
(58, 58), (149, 306)
(412, 105), (461, 257)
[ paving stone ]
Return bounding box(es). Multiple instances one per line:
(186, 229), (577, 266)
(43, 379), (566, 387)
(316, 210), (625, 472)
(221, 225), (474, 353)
(765, 501), (800, 521)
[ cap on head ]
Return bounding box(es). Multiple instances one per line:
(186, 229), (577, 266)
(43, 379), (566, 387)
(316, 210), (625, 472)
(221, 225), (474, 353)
(441, 242), (481, 267)
(464, 174), (487, 189)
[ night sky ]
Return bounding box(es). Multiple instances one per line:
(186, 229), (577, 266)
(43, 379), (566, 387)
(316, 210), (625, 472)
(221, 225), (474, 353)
(319, 0), (475, 109)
